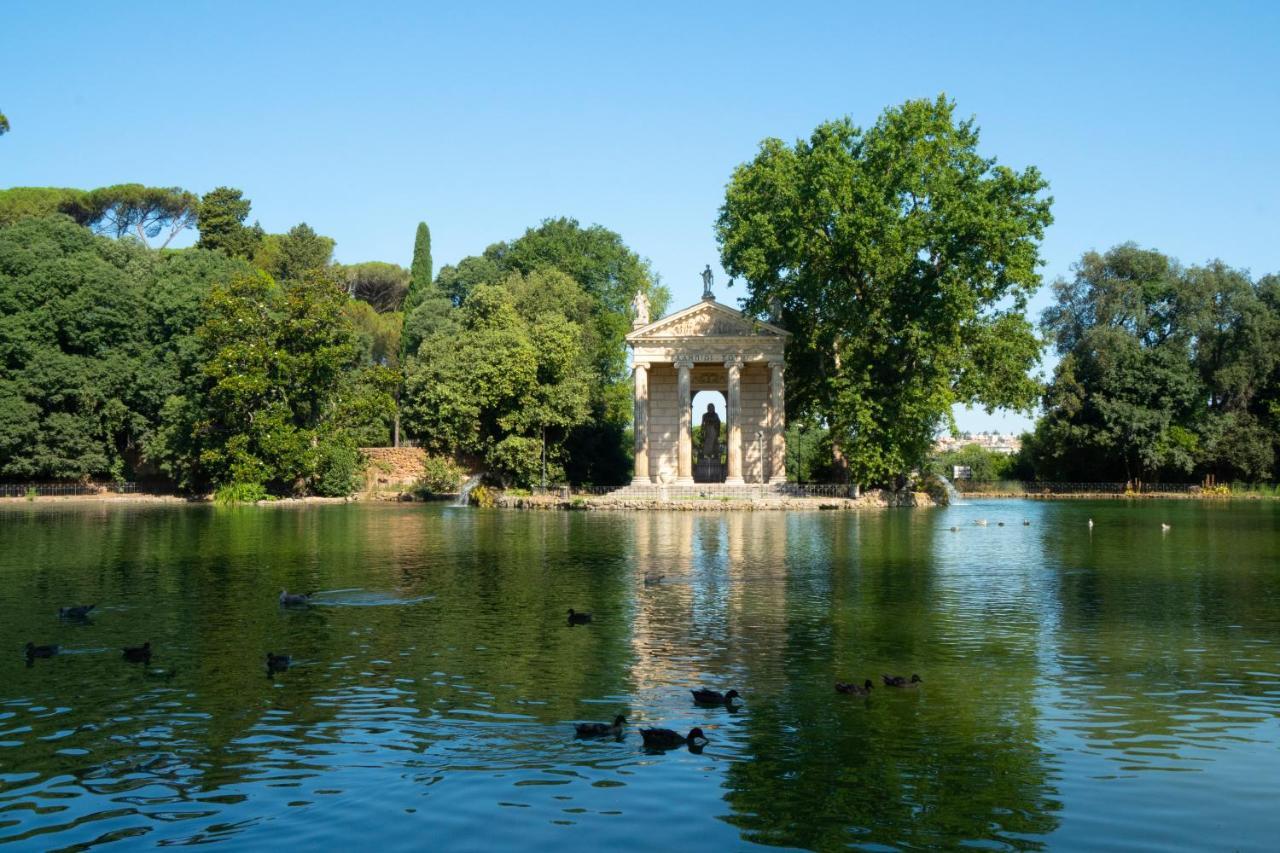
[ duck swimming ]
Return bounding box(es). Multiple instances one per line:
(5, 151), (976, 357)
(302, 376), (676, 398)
(567, 608), (592, 625)
(122, 642), (151, 663)
(835, 679), (874, 696)
(279, 590), (313, 607)
(266, 652), (291, 672)
(574, 714), (626, 738)
(25, 642), (58, 659)
(640, 727), (707, 750)
(691, 688), (740, 706)
(58, 604), (95, 619)
(882, 674), (922, 688)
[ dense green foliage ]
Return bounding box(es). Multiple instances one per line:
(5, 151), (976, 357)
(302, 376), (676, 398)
(196, 187), (262, 260)
(1026, 244), (1280, 482)
(0, 188), (88, 227)
(0, 213), (389, 495)
(154, 271), (395, 495)
(0, 217), (249, 480)
(784, 420), (839, 483)
(718, 96), (1052, 486)
(413, 455), (466, 496)
(0, 111), (9, 135)
(402, 270), (593, 484)
(403, 218), (668, 486)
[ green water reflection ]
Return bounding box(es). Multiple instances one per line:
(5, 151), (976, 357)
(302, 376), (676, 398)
(1, 501), (1278, 850)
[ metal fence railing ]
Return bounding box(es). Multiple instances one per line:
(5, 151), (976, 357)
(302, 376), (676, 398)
(0, 482), (141, 498)
(954, 481), (1205, 496)
(519, 483), (861, 500)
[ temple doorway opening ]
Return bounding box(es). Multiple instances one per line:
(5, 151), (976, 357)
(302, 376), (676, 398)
(691, 390), (727, 482)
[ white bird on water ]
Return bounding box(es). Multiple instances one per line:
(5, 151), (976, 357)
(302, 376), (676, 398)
(1161, 523), (1171, 533)
(1088, 518), (1094, 530)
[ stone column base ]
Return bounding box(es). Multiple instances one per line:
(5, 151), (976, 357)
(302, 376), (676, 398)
(768, 477), (787, 485)
(631, 477), (653, 487)
(723, 476), (745, 486)
(675, 477), (695, 486)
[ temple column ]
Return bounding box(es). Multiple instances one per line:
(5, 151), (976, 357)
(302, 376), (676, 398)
(675, 356), (694, 484)
(632, 362), (651, 485)
(724, 356), (744, 485)
(768, 360), (787, 484)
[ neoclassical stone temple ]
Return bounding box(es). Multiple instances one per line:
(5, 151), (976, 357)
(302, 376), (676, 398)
(625, 284), (789, 487)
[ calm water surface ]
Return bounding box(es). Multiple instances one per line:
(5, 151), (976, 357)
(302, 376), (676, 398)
(1, 500), (1279, 850)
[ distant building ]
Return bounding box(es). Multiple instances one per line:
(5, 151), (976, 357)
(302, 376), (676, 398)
(932, 432), (1022, 456)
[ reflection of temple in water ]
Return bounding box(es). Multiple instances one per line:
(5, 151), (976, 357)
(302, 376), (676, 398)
(626, 513), (793, 695)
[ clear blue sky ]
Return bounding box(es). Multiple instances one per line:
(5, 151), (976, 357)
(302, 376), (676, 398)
(4, 2), (1278, 432)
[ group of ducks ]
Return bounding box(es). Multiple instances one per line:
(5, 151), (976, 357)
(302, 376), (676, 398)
(25, 604), (153, 666)
(574, 688), (744, 750)
(24, 593), (313, 675)
(29, 592), (922, 745)
(834, 673), (923, 696)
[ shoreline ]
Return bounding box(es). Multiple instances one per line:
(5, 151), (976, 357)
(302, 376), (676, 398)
(4, 489), (1273, 509)
(0, 493), (357, 507)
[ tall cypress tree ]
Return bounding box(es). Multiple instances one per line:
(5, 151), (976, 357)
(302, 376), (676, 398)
(406, 221), (432, 313)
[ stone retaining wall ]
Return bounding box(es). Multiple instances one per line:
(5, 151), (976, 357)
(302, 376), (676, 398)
(361, 447), (427, 489)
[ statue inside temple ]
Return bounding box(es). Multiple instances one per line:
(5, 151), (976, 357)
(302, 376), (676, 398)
(700, 403), (721, 461)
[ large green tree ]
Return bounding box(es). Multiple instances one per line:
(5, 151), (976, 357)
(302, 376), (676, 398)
(405, 222), (433, 313)
(81, 184), (199, 249)
(196, 187), (263, 260)
(155, 270), (393, 495)
(419, 218), (668, 484)
(717, 96), (1052, 485)
(1032, 244), (1280, 482)
(252, 222), (335, 282)
(402, 270), (593, 485)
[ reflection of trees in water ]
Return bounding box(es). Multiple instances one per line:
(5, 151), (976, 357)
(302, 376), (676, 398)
(719, 513), (1061, 849)
(1046, 507), (1280, 766)
(0, 506), (644, 843)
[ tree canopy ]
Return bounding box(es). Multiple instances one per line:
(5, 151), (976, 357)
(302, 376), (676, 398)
(81, 184), (200, 249)
(717, 95), (1053, 485)
(196, 187), (263, 260)
(0, 216), (249, 481)
(403, 217), (668, 485)
(338, 261), (410, 313)
(402, 269), (593, 484)
(405, 222), (433, 313)
(1027, 244), (1280, 482)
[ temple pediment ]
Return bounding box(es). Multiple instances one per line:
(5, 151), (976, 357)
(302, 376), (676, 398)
(627, 300), (789, 341)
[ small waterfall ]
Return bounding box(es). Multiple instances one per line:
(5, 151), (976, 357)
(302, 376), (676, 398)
(937, 474), (966, 506)
(454, 474), (482, 507)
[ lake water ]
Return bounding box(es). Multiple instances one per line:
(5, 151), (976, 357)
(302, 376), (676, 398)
(1, 500), (1278, 851)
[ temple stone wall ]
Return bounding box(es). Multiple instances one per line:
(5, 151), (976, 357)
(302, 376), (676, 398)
(740, 364), (770, 483)
(648, 365), (678, 481)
